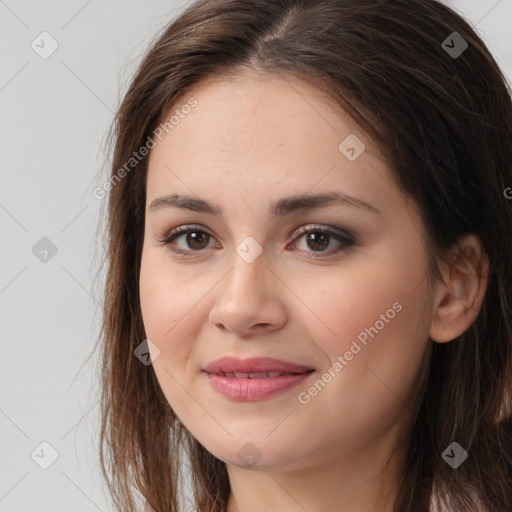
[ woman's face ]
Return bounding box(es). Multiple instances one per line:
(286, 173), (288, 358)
(139, 72), (437, 471)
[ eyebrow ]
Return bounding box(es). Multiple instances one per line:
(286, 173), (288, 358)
(148, 191), (381, 217)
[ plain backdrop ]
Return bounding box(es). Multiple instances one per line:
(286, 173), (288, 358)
(1, 1), (511, 510)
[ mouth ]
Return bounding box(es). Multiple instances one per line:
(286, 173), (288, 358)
(202, 357), (315, 401)
(210, 370), (310, 378)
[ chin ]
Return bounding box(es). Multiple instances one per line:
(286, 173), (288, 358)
(199, 435), (305, 472)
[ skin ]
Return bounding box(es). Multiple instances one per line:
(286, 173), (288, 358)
(139, 71), (489, 512)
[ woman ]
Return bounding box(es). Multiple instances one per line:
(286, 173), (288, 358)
(96, 0), (512, 510)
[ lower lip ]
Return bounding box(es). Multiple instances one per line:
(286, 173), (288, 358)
(204, 371), (314, 401)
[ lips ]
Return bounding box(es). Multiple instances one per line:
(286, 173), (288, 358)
(202, 357), (315, 401)
(202, 356), (315, 375)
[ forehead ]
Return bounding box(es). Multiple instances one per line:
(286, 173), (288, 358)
(150, 72), (363, 153)
(145, 72), (395, 216)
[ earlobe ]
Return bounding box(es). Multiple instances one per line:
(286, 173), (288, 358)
(429, 234), (490, 343)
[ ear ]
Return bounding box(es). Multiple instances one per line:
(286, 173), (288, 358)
(429, 234), (490, 343)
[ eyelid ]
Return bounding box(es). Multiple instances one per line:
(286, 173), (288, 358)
(158, 223), (356, 258)
(291, 223), (355, 244)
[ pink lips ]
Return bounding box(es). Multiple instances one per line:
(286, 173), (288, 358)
(202, 357), (315, 401)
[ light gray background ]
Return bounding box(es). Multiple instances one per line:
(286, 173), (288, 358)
(1, 1), (511, 511)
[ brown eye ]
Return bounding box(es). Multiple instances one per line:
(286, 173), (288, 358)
(161, 226), (217, 256)
(304, 232), (330, 251)
(289, 225), (355, 259)
(182, 230), (210, 250)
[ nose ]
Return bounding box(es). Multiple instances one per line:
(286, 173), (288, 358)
(208, 248), (287, 337)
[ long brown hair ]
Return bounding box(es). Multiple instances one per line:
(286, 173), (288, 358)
(95, 1), (512, 511)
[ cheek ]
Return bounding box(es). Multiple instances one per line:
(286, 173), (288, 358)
(139, 256), (204, 416)
(139, 253), (200, 364)
(296, 247), (432, 406)
(299, 251), (428, 352)
(308, 291), (429, 438)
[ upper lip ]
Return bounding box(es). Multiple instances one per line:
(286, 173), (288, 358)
(202, 357), (315, 374)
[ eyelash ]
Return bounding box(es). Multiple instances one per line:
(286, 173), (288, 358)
(157, 224), (356, 260)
